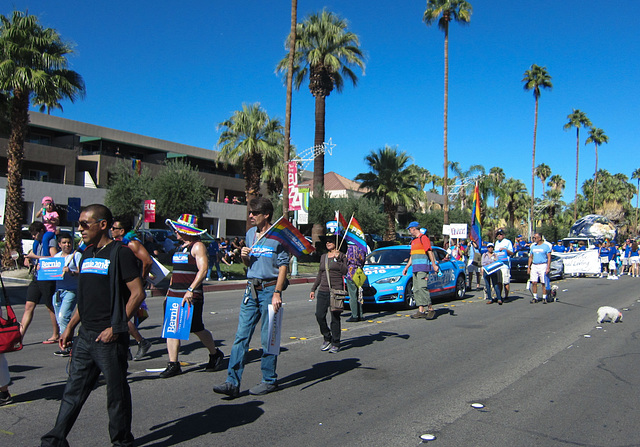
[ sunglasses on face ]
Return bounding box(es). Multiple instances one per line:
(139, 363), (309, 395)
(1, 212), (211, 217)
(78, 219), (105, 229)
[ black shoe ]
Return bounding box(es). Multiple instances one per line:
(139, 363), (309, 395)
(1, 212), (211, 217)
(0, 391), (12, 406)
(159, 362), (182, 378)
(54, 348), (71, 357)
(205, 349), (225, 372)
(346, 317), (361, 322)
(213, 381), (239, 398)
(133, 339), (152, 361)
(249, 382), (278, 395)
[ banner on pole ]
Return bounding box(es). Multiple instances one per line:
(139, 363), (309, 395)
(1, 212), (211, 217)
(449, 224), (468, 239)
(144, 200), (156, 223)
(288, 161), (302, 211)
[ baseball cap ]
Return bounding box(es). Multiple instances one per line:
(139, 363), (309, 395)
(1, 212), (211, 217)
(407, 221), (420, 229)
(487, 242), (494, 247)
(496, 229), (504, 235)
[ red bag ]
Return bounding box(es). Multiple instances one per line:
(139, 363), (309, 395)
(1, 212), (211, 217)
(0, 304), (22, 353)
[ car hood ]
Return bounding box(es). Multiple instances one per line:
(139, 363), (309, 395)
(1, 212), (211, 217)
(363, 265), (405, 284)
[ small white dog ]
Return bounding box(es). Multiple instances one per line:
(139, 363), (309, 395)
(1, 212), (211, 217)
(597, 306), (623, 323)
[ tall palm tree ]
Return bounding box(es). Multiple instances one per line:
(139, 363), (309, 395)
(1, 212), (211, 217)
(281, 0), (298, 216)
(277, 9), (365, 240)
(498, 178), (529, 228)
(535, 163), (552, 195)
(355, 146), (419, 241)
(217, 103), (284, 228)
(423, 0), (473, 226)
(522, 64), (552, 229)
(563, 109), (592, 222)
(489, 166), (505, 207)
(585, 127), (609, 213)
(632, 168), (640, 232)
(0, 11), (85, 269)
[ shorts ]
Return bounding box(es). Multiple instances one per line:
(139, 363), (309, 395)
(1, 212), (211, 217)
(622, 257), (630, 266)
(599, 257), (610, 264)
(26, 280), (56, 304)
(500, 265), (510, 284)
(608, 260), (616, 271)
(163, 296), (205, 334)
(529, 263), (547, 283)
(630, 256), (640, 264)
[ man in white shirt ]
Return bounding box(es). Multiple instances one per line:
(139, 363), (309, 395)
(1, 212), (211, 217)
(494, 229), (514, 299)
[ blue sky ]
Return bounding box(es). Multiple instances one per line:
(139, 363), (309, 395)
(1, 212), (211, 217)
(7, 1), (640, 203)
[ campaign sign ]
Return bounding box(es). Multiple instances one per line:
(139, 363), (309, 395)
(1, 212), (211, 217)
(172, 252), (189, 264)
(80, 258), (111, 275)
(37, 258), (64, 280)
(161, 296), (193, 340)
(483, 261), (504, 276)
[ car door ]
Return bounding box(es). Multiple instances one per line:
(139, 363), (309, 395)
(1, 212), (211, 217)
(428, 247), (457, 297)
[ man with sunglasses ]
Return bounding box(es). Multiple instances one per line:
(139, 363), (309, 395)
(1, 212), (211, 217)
(527, 233), (552, 303)
(41, 204), (145, 447)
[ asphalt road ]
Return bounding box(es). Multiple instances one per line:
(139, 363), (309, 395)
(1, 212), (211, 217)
(1, 275), (639, 447)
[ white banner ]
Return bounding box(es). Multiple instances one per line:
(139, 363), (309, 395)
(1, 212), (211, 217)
(0, 188), (5, 225)
(449, 223), (467, 239)
(557, 250), (600, 274)
(265, 304), (284, 355)
(442, 224), (450, 235)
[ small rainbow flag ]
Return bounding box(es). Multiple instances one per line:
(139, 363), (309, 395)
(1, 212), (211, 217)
(336, 211), (348, 236)
(344, 215), (368, 253)
(470, 182), (482, 247)
(132, 159), (142, 175)
(259, 217), (315, 258)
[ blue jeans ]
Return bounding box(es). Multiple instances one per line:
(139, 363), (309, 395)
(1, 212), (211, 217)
(226, 284), (277, 387)
(41, 327), (133, 447)
(483, 271), (502, 301)
(208, 255), (222, 279)
(53, 289), (77, 334)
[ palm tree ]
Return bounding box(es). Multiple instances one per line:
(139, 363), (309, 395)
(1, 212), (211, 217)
(281, 0), (298, 216)
(585, 127), (609, 212)
(498, 178), (529, 228)
(632, 168), (640, 232)
(423, 0), (473, 226)
(563, 109), (592, 222)
(522, 64), (552, 229)
(449, 162), (484, 210)
(277, 9), (365, 240)
(355, 146), (419, 241)
(0, 11), (85, 269)
(547, 174), (566, 194)
(489, 166), (505, 207)
(217, 103), (284, 227)
(535, 163), (551, 195)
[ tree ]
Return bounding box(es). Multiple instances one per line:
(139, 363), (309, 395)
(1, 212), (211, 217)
(498, 178), (529, 228)
(535, 163), (551, 195)
(489, 166), (505, 207)
(449, 162), (484, 210)
(632, 168), (640, 232)
(281, 0), (298, 217)
(563, 109), (592, 221)
(105, 161), (152, 222)
(585, 127), (609, 212)
(277, 9), (365, 240)
(547, 174), (565, 194)
(423, 0), (473, 227)
(355, 146), (419, 241)
(149, 160), (212, 220)
(217, 103), (284, 227)
(522, 64), (552, 230)
(0, 11), (85, 268)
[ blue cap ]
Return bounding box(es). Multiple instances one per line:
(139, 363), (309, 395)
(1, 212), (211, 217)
(407, 221), (420, 229)
(420, 228), (427, 234)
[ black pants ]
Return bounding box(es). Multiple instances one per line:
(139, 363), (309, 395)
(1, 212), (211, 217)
(315, 290), (342, 346)
(41, 327), (133, 447)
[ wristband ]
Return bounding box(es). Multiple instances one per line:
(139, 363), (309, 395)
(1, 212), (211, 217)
(187, 287), (194, 292)
(274, 290), (282, 294)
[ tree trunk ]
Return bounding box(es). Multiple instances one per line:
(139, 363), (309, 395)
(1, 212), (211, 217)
(311, 94), (326, 242)
(592, 144), (598, 213)
(442, 23), (450, 228)
(244, 152), (264, 231)
(383, 199), (396, 241)
(531, 96), (538, 231)
(282, 0), (297, 218)
(2, 91), (29, 269)
(574, 128), (580, 222)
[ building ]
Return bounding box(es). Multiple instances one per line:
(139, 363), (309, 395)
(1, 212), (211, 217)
(0, 112), (250, 237)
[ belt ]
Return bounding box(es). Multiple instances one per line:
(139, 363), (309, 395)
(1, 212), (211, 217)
(248, 278), (278, 291)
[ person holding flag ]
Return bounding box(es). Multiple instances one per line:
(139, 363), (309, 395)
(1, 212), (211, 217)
(213, 197), (292, 398)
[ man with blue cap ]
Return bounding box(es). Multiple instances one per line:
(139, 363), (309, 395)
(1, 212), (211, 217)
(401, 221), (439, 319)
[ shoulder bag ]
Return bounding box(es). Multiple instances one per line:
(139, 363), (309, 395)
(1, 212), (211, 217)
(326, 255), (347, 312)
(0, 272), (23, 353)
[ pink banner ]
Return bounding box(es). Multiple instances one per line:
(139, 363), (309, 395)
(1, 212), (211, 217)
(288, 162), (301, 211)
(144, 199), (156, 223)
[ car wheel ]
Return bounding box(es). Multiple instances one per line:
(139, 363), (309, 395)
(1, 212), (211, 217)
(454, 274), (466, 299)
(404, 279), (416, 309)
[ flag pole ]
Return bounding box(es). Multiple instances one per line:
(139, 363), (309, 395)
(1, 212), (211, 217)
(338, 213), (355, 251)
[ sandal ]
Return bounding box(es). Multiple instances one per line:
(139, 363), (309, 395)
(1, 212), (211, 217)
(43, 338), (59, 344)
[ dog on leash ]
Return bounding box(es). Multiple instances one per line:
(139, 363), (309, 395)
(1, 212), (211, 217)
(597, 306), (623, 323)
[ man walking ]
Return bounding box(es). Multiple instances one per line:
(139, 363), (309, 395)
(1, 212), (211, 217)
(527, 232), (552, 304)
(213, 197), (289, 398)
(401, 222), (439, 320)
(494, 229), (514, 300)
(41, 204), (145, 447)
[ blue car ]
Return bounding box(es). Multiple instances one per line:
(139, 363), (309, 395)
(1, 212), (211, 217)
(361, 245), (467, 309)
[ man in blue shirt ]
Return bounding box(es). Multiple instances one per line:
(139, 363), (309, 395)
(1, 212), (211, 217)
(552, 240), (566, 253)
(527, 233), (551, 303)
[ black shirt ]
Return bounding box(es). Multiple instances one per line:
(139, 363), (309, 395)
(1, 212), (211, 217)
(77, 242), (139, 332)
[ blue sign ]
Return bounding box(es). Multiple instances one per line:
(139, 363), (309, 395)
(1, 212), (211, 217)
(67, 197), (81, 222)
(37, 258), (64, 280)
(161, 296), (193, 340)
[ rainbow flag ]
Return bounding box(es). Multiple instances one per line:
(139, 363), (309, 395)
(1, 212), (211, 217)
(343, 215), (368, 253)
(469, 182), (482, 247)
(259, 216), (315, 258)
(336, 211), (348, 236)
(132, 159), (142, 175)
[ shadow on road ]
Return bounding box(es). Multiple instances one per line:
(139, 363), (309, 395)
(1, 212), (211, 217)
(278, 358), (367, 391)
(136, 401), (264, 446)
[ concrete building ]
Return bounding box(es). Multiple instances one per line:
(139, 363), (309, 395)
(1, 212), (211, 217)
(0, 112), (250, 237)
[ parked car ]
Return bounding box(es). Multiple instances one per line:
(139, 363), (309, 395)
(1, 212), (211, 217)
(360, 245), (467, 309)
(509, 250), (565, 282)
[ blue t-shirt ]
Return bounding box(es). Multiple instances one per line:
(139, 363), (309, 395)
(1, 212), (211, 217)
(599, 247), (610, 258)
(246, 226), (290, 280)
(529, 242), (551, 264)
(552, 244), (565, 253)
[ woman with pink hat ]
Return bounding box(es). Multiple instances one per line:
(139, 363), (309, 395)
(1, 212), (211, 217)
(35, 196), (59, 256)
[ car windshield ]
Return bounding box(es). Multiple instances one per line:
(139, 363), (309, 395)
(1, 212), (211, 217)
(366, 248), (410, 266)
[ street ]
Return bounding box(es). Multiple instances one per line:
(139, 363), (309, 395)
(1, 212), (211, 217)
(1, 275), (639, 446)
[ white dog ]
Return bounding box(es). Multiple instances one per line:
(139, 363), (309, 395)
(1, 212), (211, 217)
(597, 306), (623, 323)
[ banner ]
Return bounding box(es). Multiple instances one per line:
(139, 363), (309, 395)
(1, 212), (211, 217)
(557, 250), (600, 274)
(297, 188), (310, 224)
(144, 200), (156, 223)
(288, 161), (302, 211)
(37, 258), (65, 281)
(161, 296), (193, 340)
(265, 304), (284, 355)
(449, 224), (468, 239)
(147, 257), (170, 286)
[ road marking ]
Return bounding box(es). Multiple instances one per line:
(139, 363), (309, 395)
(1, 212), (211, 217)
(0, 429), (14, 435)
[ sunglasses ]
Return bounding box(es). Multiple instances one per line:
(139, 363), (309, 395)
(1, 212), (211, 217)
(111, 226), (124, 230)
(78, 219), (105, 229)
